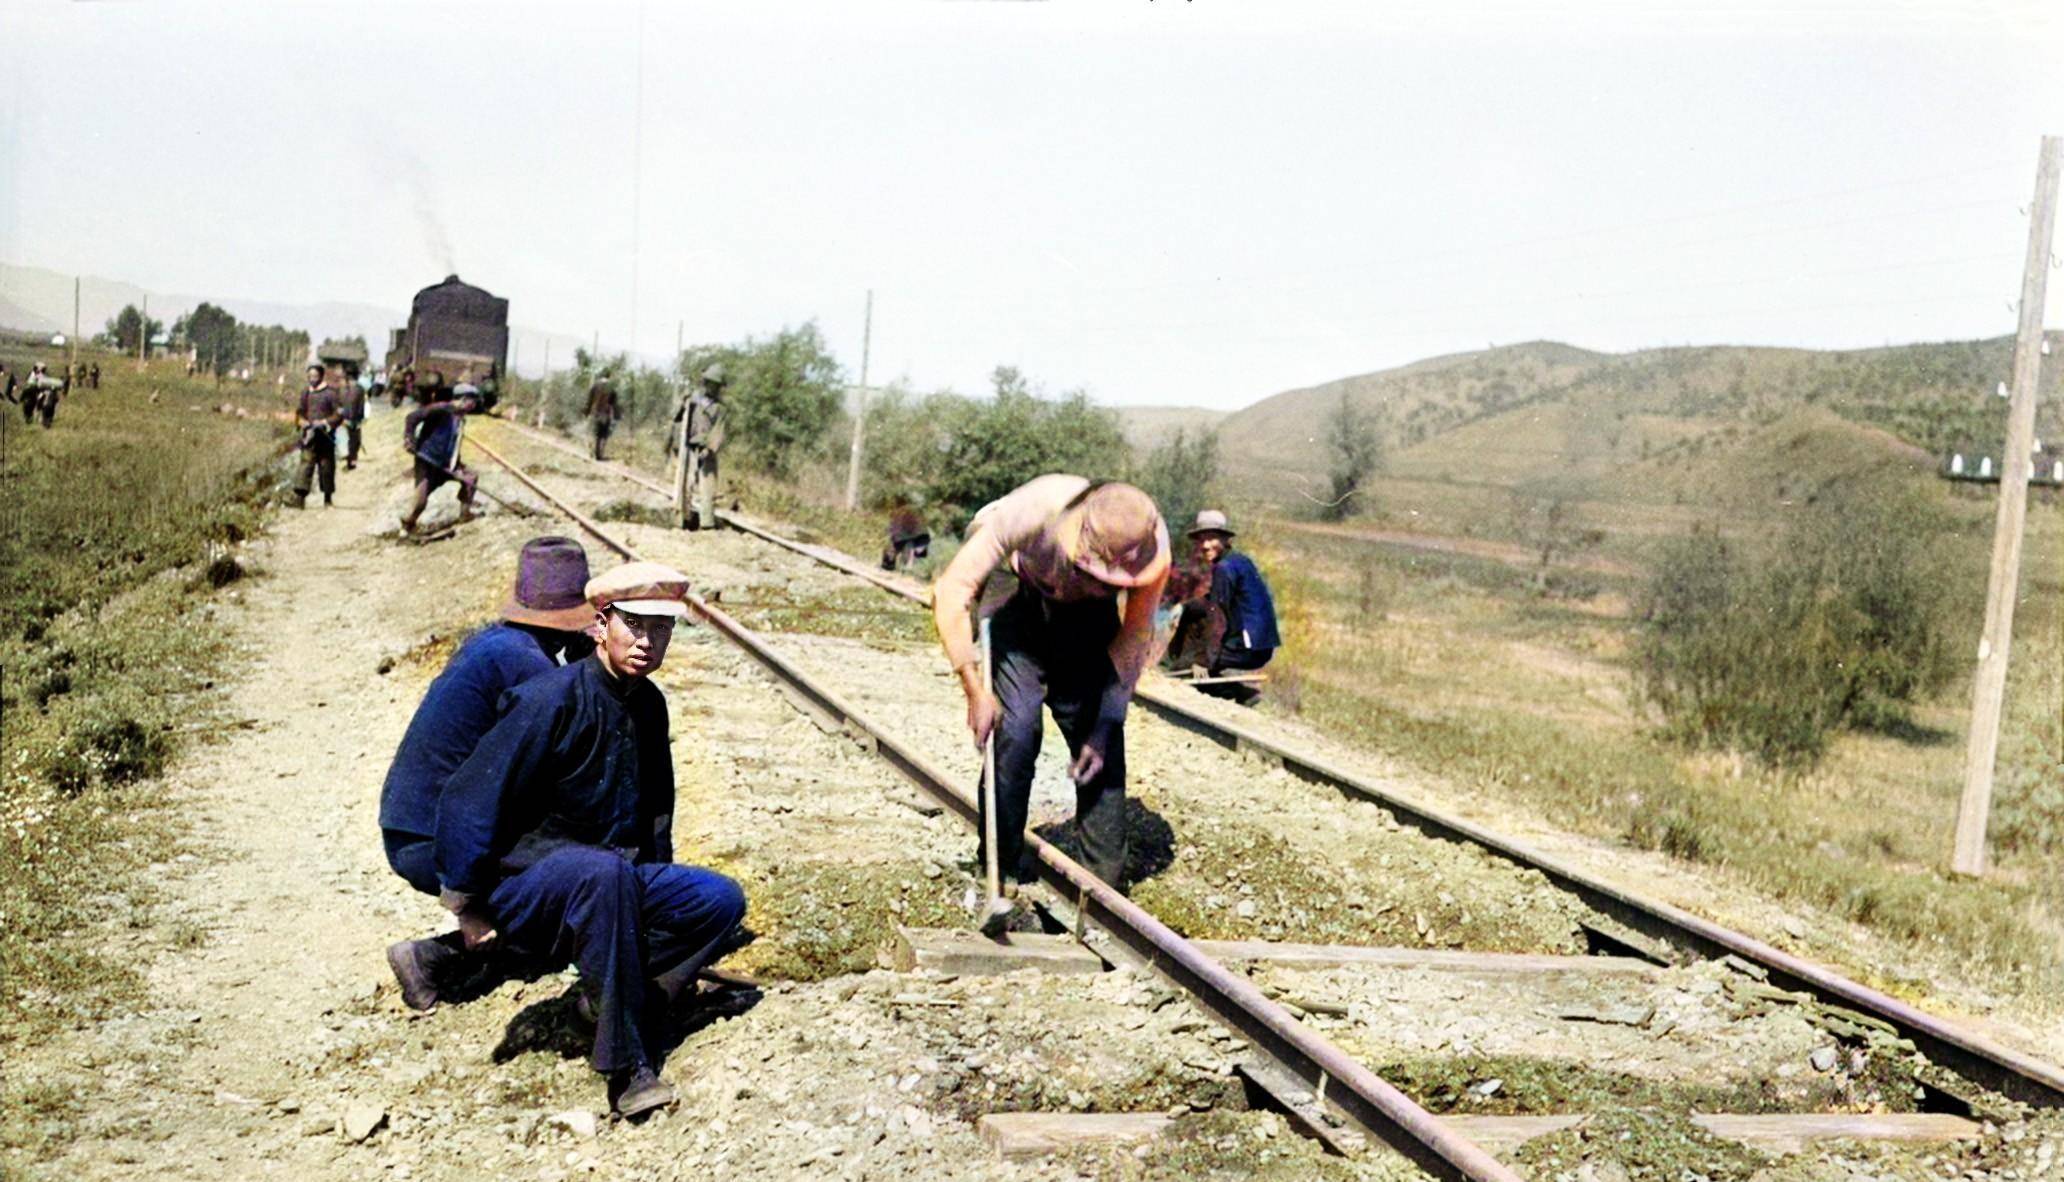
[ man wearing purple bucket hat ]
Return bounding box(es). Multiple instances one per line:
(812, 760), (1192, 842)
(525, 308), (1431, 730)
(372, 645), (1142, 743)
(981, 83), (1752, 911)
(380, 537), (598, 1004)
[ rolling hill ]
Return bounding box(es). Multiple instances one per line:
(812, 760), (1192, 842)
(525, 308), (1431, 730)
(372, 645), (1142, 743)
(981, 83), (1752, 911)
(1217, 336), (2056, 515)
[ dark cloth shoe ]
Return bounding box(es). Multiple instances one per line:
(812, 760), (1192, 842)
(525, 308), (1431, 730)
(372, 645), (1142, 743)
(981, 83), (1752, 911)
(610, 1066), (676, 1118)
(386, 935), (462, 1011)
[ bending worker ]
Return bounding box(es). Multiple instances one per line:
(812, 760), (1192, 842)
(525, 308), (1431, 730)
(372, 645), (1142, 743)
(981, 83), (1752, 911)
(932, 475), (1170, 892)
(431, 561), (747, 1118)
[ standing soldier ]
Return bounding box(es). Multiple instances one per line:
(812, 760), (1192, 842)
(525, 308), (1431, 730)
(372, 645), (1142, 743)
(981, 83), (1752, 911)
(88, 363), (100, 390)
(293, 367), (343, 507)
(675, 362), (726, 530)
(931, 475), (1170, 896)
(586, 369), (620, 461)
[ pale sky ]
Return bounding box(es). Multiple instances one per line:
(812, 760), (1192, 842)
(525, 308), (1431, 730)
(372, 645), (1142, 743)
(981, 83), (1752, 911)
(4, 0), (2060, 407)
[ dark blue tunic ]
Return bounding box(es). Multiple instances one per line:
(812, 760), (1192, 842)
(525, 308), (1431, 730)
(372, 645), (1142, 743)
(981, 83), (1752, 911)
(1210, 550), (1281, 662)
(378, 623), (560, 840)
(434, 656), (674, 900)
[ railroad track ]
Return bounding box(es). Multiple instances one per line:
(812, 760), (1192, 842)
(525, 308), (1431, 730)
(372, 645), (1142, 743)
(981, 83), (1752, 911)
(464, 418), (2064, 1176)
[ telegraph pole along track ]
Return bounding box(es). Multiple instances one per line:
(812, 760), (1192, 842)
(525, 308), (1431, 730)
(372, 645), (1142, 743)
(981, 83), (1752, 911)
(459, 415), (2064, 1179)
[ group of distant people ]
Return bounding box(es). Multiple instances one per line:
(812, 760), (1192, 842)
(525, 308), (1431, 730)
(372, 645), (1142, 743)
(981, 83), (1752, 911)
(1, 361), (73, 429)
(292, 360), (493, 536)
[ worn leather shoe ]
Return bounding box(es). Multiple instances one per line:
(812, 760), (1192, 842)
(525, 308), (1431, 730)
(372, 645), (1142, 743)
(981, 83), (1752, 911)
(386, 937), (456, 1011)
(611, 1066), (676, 1118)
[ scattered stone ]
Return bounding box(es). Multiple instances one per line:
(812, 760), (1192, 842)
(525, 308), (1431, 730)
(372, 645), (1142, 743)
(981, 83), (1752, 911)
(549, 1110), (599, 1139)
(276, 1097), (302, 1114)
(341, 1103), (386, 1143)
(1808, 1046), (1838, 1073)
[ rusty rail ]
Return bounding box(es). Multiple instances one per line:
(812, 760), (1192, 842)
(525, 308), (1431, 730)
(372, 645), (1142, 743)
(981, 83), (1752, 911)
(470, 433), (1524, 1181)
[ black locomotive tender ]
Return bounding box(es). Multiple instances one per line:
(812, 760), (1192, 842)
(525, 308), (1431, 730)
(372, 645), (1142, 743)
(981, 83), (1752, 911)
(386, 274), (510, 409)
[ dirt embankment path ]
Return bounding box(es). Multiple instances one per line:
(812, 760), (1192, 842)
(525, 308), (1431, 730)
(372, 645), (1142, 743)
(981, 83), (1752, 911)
(1, 431), (1359, 1182)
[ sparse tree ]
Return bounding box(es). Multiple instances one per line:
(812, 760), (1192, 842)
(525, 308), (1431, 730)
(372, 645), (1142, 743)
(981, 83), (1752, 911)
(101, 305), (164, 354)
(1321, 390), (1383, 521)
(184, 303), (240, 376)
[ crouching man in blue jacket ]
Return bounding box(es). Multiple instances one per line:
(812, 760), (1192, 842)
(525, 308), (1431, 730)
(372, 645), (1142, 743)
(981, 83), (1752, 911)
(426, 560), (746, 1118)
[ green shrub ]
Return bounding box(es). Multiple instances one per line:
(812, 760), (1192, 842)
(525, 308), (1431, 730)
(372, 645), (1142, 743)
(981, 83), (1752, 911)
(1633, 478), (1965, 765)
(859, 367), (1128, 533)
(1129, 427), (1220, 539)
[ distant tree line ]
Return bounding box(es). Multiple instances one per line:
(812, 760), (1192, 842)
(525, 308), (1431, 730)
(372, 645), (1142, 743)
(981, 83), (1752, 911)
(98, 302), (309, 375)
(518, 326), (1224, 541)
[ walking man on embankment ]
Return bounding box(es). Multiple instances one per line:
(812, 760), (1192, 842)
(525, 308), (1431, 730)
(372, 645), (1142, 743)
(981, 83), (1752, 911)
(429, 561), (748, 1117)
(292, 367), (343, 507)
(931, 475), (1171, 894)
(382, 536), (598, 1007)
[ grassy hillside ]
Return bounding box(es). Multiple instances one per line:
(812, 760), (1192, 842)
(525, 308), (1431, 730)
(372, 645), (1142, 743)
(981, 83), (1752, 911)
(1221, 336), (2055, 511)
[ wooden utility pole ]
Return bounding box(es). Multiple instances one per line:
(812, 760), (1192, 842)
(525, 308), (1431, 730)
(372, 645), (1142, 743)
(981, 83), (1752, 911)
(844, 289), (873, 511)
(537, 339), (552, 428)
(69, 277), (80, 380)
(1952, 134), (2060, 877)
(137, 294), (149, 371)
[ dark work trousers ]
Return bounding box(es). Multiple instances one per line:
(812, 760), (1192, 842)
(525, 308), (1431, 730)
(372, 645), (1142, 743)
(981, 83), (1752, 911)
(294, 429), (336, 498)
(383, 829), (439, 896)
(486, 845), (746, 1075)
(985, 587), (1129, 889)
(1203, 646), (1273, 706)
(343, 418), (363, 466)
(687, 447), (718, 530)
(591, 417), (613, 461)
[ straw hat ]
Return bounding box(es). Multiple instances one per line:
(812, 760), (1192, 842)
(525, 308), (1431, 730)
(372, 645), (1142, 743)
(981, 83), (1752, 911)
(586, 561), (692, 618)
(1059, 483), (1169, 588)
(499, 536), (596, 631)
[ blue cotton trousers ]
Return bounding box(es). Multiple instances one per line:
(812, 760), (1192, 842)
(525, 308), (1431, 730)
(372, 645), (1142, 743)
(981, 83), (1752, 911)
(486, 845), (747, 1074)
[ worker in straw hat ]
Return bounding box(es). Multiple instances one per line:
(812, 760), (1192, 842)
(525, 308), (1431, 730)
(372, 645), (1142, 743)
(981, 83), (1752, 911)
(426, 560), (748, 1118)
(933, 474), (1171, 896)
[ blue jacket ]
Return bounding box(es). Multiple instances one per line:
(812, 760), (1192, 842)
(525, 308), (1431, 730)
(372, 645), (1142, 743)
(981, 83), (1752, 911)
(1210, 551), (1281, 657)
(434, 657), (674, 900)
(378, 623), (560, 838)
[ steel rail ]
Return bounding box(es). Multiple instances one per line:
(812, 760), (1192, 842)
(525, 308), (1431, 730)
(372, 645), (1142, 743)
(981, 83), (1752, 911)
(478, 418), (2064, 1108)
(468, 435), (1523, 1181)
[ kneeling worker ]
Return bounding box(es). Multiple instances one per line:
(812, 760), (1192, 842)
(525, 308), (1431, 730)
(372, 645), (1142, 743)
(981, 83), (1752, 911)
(428, 561), (747, 1117)
(932, 475), (1170, 893)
